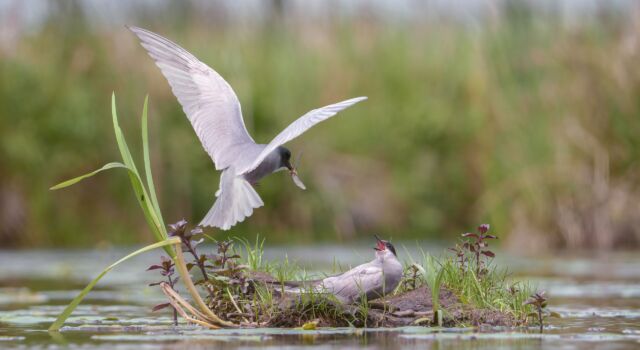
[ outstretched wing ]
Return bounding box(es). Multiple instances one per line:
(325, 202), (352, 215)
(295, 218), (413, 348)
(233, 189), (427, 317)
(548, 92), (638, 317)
(234, 97), (367, 175)
(129, 26), (256, 170)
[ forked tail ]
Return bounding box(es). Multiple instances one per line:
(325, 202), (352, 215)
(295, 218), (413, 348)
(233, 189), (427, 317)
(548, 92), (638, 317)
(200, 168), (264, 230)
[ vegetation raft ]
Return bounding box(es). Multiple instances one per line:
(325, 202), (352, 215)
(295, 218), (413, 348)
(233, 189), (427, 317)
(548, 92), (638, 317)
(149, 221), (543, 329)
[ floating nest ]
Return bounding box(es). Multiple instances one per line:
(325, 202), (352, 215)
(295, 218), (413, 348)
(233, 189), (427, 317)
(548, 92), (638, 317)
(160, 267), (521, 329)
(152, 223), (530, 330)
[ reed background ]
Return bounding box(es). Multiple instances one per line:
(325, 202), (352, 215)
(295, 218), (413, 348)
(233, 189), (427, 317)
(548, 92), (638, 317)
(1, 0), (639, 252)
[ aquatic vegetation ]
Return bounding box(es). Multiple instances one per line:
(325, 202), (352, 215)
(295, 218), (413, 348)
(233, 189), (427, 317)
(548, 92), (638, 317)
(48, 95), (227, 331)
(140, 223), (539, 329)
(436, 226), (536, 324)
(461, 224), (497, 277)
(147, 256), (179, 325)
(524, 291), (548, 333)
(423, 253), (445, 326)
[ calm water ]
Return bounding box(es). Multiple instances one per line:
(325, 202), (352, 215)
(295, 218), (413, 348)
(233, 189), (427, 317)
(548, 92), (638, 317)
(0, 243), (639, 349)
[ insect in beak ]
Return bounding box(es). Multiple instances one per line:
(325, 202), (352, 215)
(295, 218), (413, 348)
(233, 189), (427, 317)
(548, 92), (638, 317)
(288, 152), (306, 190)
(290, 168), (306, 190)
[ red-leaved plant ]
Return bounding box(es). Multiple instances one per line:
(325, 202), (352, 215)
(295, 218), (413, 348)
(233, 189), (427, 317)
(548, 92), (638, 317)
(147, 256), (179, 325)
(461, 224), (497, 277)
(524, 290), (548, 333)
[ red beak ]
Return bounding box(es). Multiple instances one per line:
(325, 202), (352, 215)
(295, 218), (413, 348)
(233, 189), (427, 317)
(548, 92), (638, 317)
(374, 235), (386, 251)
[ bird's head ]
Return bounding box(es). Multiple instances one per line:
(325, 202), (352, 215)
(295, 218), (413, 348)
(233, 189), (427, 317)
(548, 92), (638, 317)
(374, 235), (397, 258)
(278, 146), (306, 190)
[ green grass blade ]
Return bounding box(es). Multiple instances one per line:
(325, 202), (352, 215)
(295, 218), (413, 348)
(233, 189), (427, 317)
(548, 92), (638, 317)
(48, 237), (181, 332)
(111, 93), (166, 240)
(141, 95), (164, 229)
(126, 171), (164, 240)
(111, 93), (139, 174)
(49, 162), (126, 190)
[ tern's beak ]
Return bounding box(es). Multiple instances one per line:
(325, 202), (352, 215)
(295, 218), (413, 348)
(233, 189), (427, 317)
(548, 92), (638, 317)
(285, 160), (306, 190)
(284, 159), (294, 172)
(374, 235), (386, 251)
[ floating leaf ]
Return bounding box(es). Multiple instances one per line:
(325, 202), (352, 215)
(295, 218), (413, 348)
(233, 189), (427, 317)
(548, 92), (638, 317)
(413, 317), (431, 325)
(301, 320), (319, 330)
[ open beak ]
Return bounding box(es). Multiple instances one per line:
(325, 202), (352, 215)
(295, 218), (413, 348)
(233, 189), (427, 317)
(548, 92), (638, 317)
(285, 160), (306, 190)
(374, 235), (386, 251)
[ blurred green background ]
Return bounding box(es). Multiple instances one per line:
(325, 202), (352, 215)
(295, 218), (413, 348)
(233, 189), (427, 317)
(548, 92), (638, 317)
(1, 0), (639, 251)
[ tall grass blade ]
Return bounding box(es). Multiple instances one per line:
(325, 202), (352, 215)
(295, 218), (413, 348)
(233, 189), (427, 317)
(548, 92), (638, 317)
(111, 93), (166, 241)
(111, 92), (139, 174)
(424, 253), (444, 326)
(141, 95), (164, 229)
(48, 237), (181, 332)
(49, 162), (127, 190)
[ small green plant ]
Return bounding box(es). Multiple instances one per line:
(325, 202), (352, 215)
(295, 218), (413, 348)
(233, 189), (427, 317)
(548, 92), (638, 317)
(214, 239), (241, 270)
(406, 224), (539, 325)
(235, 236), (266, 271)
(423, 253), (445, 326)
(447, 243), (466, 272)
(524, 291), (548, 333)
(401, 263), (424, 291)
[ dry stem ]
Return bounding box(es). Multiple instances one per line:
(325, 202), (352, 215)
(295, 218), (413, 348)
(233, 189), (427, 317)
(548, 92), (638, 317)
(171, 242), (236, 327)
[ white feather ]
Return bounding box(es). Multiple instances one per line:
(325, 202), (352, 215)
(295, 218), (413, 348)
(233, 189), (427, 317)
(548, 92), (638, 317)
(235, 97), (368, 175)
(200, 168), (264, 230)
(129, 26), (257, 171)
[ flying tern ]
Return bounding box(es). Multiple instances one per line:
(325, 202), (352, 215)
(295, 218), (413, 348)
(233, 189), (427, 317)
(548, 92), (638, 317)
(129, 26), (367, 230)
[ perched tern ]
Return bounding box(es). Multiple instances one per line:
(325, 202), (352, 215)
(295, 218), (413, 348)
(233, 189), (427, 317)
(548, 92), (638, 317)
(284, 236), (403, 304)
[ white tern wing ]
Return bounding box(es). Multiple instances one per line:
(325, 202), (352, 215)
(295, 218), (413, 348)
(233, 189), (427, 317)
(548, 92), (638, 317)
(129, 26), (256, 170)
(235, 97), (367, 175)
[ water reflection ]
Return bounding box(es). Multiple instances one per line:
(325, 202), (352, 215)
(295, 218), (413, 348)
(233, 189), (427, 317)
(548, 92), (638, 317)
(0, 244), (639, 349)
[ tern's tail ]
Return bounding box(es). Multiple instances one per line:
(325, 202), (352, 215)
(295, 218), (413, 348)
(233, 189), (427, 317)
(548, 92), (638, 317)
(200, 168), (264, 230)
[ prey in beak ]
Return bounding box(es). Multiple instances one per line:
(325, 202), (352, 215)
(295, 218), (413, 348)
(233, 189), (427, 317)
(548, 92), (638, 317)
(283, 153), (306, 190)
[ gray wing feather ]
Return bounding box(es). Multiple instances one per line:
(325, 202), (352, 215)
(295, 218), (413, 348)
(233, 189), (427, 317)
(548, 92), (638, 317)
(322, 264), (382, 302)
(235, 97), (367, 175)
(129, 26), (256, 170)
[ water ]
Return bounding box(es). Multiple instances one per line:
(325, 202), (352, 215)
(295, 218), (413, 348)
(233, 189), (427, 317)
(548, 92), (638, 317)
(0, 244), (639, 349)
